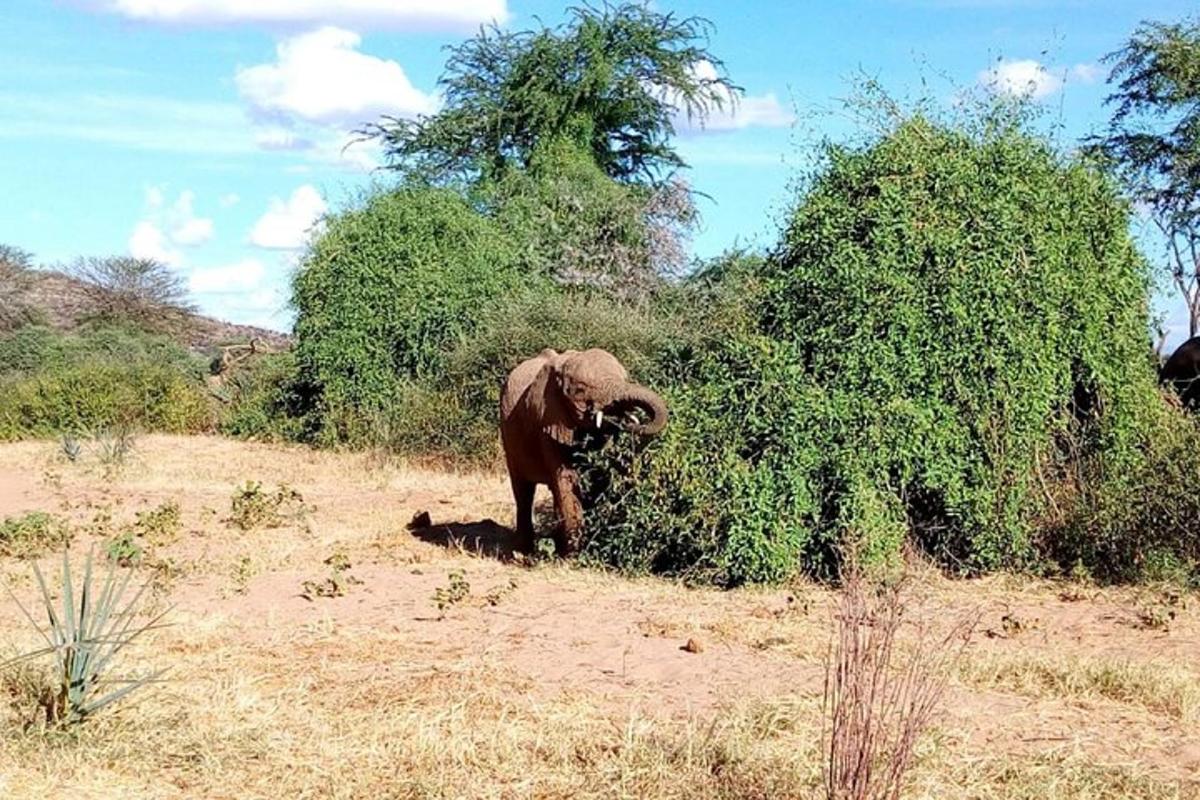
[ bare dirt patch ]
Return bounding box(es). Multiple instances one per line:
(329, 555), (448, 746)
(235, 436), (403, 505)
(0, 435), (1197, 798)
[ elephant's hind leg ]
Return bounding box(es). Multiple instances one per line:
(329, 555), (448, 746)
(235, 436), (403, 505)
(550, 467), (584, 556)
(510, 477), (536, 554)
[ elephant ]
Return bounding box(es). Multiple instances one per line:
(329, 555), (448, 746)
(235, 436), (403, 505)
(499, 348), (668, 556)
(1161, 335), (1200, 410)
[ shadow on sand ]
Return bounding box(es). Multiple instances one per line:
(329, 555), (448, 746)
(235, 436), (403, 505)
(408, 517), (523, 561)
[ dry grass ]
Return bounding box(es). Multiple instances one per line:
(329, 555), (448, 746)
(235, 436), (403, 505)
(958, 652), (1200, 721)
(0, 436), (1198, 799)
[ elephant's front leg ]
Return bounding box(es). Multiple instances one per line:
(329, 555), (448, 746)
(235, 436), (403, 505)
(550, 466), (584, 556)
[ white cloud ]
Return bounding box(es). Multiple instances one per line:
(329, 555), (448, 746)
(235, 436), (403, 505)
(250, 185), (326, 249)
(167, 190), (214, 245)
(188, 258), (267, 293)
(237, 27), (438, 128)
(669, 61), (794, 134)
(99, 0), (509, 30)
(978, 59), (1062, 100)
(219, 193), (240, 208)
(127, 188), (215, 266)
(129, 221), (184, 267)
(1070, 63), (1104, 84)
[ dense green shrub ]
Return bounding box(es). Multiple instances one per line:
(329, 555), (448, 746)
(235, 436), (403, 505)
(0, 322), (203, 379)
(291, 186), (526, 443)
(0, 322), (212, 440)
(587, 112), (1164, 585)
(0, 361), (211, 440)
(216, 352), (310, 442)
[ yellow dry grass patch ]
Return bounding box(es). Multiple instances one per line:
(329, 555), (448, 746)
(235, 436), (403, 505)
(958, 652), (1200, 721)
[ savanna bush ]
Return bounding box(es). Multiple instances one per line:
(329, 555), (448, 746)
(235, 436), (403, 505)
(217, 351), (311, 442)
(0, 361), (211, 440)
(0, 323), (212, 439)
(291, 186), (526, 443)
(587, 110), (1165, 585)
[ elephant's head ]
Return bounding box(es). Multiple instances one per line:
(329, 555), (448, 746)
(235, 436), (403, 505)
(550, 349), (668, 437)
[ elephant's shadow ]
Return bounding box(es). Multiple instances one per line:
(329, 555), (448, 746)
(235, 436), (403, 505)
(407, 504), (561, 561)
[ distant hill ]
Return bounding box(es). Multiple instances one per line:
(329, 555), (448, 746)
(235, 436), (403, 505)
(24, 270), (292, 352)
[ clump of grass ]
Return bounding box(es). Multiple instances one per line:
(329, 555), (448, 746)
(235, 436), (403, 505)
(823, 566), (977, 800)
(957, 653), (1200, 721)
(228, 481), (305, 530)
(0, 512), (72, 558)
(95, 425), (137, 475)
(2, 550), (168, 725)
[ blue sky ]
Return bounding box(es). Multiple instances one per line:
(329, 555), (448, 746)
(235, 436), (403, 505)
(0, 0), (1194, 336)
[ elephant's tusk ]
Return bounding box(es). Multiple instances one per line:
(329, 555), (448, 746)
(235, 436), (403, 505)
(594, 410), (604, 429)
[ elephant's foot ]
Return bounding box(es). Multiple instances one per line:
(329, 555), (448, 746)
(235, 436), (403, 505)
(552, 525), (583, 557)
(513, 526), (537, 555)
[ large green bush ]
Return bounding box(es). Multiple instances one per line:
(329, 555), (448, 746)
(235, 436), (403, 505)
(0, 323), (212, 439)
(0, 323), (203, 380)
(0, 362), (211, 439)
(291, 187), (526, 443)
(587, 113), (1165, 585)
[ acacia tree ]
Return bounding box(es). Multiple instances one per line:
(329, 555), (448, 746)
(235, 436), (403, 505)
(67, 256), (196, 334)
(1091, 18), (1200, 336)
(359, 2), (738, 187)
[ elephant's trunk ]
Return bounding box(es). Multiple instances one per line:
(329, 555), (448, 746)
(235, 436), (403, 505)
(605, 383), (668, 436)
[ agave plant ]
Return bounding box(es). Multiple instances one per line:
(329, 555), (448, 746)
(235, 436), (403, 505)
(3, 549), (169, 724)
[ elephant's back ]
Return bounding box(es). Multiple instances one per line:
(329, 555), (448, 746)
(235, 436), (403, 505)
(500, 351), (555, 418)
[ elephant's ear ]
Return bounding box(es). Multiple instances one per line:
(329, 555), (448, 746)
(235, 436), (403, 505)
(537, 360), (575, 447)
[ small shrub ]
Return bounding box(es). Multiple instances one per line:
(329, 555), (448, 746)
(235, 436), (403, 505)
(0, 512), (72, 558)
(59, 432), (82, 463)
(300, 551), (362, 601)
(432, 570), (471, 618)
(2, 550), (168, 724)
(132, 500), (182, 547)
(95, 425), (137, 473)
(229, 481), (306, 530)
(823, 566), (976, 800)
(105, 531), (144, 567)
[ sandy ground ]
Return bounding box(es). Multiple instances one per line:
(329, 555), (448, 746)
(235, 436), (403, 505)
(0, 435), (1197, 799)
